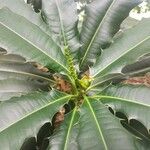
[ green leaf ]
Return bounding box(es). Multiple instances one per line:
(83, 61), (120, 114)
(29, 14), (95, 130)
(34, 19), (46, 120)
(0, 90), (72, 150)
(0, 79), (48, 101)
(99, 96), (150, 141)
(88, 55), (150, 92)
(42, 0), (80, 56)
(49, 97), (142, 150)
(91, 18), (150, 78)
(0, 54), (53, 82)
(121, 57), (150, 76)
(0, 0), (50, 35)
(92, 84), (150, 145)
(0, 7), (69, 73)
(48, 107), (79, 150)
(87, 73), (125, 94)
(0, 53), (55, 101)
(101, 84), (150, 105)
(79, 0), (142, 70)
(0, 0), (149, 149)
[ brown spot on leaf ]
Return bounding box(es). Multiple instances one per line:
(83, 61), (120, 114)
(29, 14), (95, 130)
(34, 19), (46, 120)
(53, 75), (72, 93)
(33, 62), (49, 72)
(123, 73), (150, 87)
(53, 107), (65, 128)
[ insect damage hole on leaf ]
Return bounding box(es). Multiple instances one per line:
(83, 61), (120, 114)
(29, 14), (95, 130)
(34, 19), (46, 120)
(107, 106), (150, 145)
(0, 0), (150, 149)
(121, 119), (150, 145)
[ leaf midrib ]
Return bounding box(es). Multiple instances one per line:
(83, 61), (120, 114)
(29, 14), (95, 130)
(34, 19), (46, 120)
(63, 107), (77, 150)
(0, 22), (69, 73)
(92, 95), (150, 108)
(0, 70), (54, 83)
(0, 94), (72, 133)
(85, 96), (108, 150)
(55, 0), (67, 46)
(80, 0), (116, 67)
(93, 36), (150, 78)
(87, 74), (121, 91)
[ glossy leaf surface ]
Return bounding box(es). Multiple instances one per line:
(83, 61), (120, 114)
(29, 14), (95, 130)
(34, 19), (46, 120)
(79, 0), (142, 70)
(0, 7), (69, 73)
(0, 90), (72, 150)
(49, 97), (145, 150)
(91, 19), (150, 78)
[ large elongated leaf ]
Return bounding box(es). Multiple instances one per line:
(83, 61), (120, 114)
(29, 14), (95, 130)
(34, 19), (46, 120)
(92, 84), (150, 146)
(91, 18), (150, 78)
(79, 0), (142, 70)
(0, 0), (80, 56)
(87, 73), (125, 94)
(48, 97), (144, 150)
(42, 0), (80, 55)
(0, 7), (69, 73)
(89, 56), (150, 92)
(89, 54), (150, 92)
(98, 96), (150, 138)
(0, 54), (53, 82)
(0, 90), (72, 150)
(48, 107), (79, 150)
(122, 57), (150, 76)
(0, 78), (50, 101)
(101, 84), (150, 105)
(0, 0), (50, 36)
(0, 53), (54, 101)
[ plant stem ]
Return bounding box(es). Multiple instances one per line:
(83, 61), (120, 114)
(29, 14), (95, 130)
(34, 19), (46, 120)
(64, 46), (78, 95)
